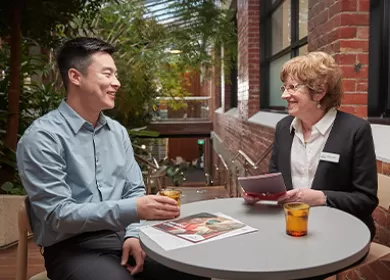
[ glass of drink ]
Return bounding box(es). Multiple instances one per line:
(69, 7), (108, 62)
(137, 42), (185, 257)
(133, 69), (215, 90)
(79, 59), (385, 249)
(159, 188), (182, 206)
(283, 202), (310, 237)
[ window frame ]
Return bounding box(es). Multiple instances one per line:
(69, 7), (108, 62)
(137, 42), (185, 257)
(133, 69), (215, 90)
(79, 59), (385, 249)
(368, 0), (390, 123)
(230, 13), (238, 109)
(260, 0), (308, 111)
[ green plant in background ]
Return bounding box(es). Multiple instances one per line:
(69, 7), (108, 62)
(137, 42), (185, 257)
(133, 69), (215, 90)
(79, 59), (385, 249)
(0, 0), (237, 191)
(163, 158), (187, 186)
(0, 0), (111, 187)
(165, 0), (237, 78)
(63, 0), (192, 129)
(0, 138), (25, 195)
(0, 39), (63, 194)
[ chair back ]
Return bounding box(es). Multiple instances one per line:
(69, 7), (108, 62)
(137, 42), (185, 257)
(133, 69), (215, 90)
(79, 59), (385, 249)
(16, 197), (32, 280)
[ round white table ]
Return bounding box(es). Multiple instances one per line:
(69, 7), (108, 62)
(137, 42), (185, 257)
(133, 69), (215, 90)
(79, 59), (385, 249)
(140, 198), (371, 280)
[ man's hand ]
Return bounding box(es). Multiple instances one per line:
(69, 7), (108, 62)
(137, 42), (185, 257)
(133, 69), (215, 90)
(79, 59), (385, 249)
(278, 188), (326, 206)
(136, 195), (180, 220)
(121, 238), (146, 275)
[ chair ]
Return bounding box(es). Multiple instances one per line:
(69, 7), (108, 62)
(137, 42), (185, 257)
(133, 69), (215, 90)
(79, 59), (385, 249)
(327, 173), (390, 279)
(15, 198), (49, 280)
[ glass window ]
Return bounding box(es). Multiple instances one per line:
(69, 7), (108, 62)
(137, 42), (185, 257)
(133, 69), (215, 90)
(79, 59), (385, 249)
(260, 0), (309, 110)
(269, 53), (291, 107)
(299, 44), (308, 55)
(368, 0), (390, 118)
(271, 1), (291, 55)
(299, 0), (308, 39)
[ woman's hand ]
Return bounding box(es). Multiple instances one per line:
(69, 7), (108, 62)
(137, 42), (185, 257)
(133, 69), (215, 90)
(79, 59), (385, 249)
(278, 188), (326, 206)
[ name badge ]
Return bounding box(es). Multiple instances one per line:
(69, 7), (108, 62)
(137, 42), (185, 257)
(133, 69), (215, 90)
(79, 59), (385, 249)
(320, 152), (340, 163)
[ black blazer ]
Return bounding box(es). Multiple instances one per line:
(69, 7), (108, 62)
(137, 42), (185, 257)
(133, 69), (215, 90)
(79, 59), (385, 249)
(269, 110), (379, 239)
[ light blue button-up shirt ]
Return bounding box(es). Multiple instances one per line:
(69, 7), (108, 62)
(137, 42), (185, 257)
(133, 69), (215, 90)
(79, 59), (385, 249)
(16, 100), (145, 247)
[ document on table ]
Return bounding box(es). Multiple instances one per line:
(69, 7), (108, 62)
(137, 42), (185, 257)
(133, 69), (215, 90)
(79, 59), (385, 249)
(140, 212), (257, 251)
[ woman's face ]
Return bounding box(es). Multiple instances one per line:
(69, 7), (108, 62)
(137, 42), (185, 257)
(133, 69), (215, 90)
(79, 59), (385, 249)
(281, 76), (320, 120)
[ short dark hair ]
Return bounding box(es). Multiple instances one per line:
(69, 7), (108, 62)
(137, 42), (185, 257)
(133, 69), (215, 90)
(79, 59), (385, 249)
(56, 37), (116, 90)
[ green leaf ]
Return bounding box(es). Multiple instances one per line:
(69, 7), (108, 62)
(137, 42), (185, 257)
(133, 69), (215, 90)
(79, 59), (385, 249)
(1, 182), (13, 192)
(0, 158), (17, 168)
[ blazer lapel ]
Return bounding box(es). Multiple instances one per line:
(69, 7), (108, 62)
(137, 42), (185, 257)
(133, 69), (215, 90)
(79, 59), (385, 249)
(281, 126), (294, 191)
(311, 111), (342, 190)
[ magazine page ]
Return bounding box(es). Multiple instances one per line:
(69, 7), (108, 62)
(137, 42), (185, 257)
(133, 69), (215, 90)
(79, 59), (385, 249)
(152, 212), (247, 242)
(141, 212), (257, 250)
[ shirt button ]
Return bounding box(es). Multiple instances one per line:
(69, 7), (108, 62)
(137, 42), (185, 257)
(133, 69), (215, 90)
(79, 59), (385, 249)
(96, 157), (99, 162)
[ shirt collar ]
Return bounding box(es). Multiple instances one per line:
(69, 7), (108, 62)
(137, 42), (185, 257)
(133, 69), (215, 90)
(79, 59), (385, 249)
(290, 108), (337, 135)
(58, 100), (111, 134)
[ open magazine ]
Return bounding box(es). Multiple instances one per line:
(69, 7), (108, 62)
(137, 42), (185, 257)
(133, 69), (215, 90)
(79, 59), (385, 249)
(152, 212), (251, 243)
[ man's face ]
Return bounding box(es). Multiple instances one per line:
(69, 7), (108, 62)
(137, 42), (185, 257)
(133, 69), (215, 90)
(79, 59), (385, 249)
(79, 51), (121, 111)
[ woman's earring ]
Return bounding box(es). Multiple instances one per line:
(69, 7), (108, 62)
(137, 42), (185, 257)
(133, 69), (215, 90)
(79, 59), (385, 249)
(317, 102), (321, 109)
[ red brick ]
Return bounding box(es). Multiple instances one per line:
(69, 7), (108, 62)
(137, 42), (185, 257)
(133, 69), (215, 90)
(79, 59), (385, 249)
(340, 40), (369, 52)
(342, 93), (367, 104)
(377, 160), (383, 173)
(342, 79), (356, 92)
(355, 105), (367, 118)
(357, 53), (369, 65)
(341, 65), (369, 79)
(328, 29), (341, 43)
(356, 81), (368, 92)
(337, 53), (357, 65)
(325, 0), (336, 7)
(329, 1), (342, 17)
(339, 105), (355, 115)
(359, 0), (370, 12)
(357, 27), (369, 39)
(341, 13), (370, 26)
(341, 0), (358, 11)
(383, 162), (390, 176)
(340, 27), (358, 39)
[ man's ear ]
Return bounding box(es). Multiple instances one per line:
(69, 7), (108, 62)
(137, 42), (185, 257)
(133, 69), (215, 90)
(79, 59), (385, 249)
(68, 68), (82, 87)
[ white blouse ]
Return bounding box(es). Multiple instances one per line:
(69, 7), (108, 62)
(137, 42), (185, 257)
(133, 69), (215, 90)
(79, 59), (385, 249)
(290, 108), (337, 189)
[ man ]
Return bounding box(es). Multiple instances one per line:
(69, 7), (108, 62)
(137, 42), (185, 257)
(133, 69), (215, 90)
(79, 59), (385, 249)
(16, 37), (209, 280)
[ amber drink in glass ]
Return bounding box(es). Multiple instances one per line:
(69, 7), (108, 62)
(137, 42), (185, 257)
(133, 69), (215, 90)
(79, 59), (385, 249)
(159, 189), (182, 206)
(283, 202), (310, 237)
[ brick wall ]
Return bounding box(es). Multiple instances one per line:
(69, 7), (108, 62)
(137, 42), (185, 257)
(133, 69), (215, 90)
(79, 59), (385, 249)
(236, 0), (260, 120)
(308, 0), (370, 118)
(212, 0), (390, 278)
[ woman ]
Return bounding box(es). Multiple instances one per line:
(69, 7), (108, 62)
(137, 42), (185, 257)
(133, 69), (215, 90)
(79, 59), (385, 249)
(243, 51), (379, 239)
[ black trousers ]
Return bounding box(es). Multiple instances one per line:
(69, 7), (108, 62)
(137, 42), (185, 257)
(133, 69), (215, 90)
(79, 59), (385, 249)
(43, 230), (210, 280)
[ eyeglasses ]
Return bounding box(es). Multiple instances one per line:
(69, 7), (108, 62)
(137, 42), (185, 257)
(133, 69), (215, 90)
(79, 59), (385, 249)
(280, 84), (306, 93)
